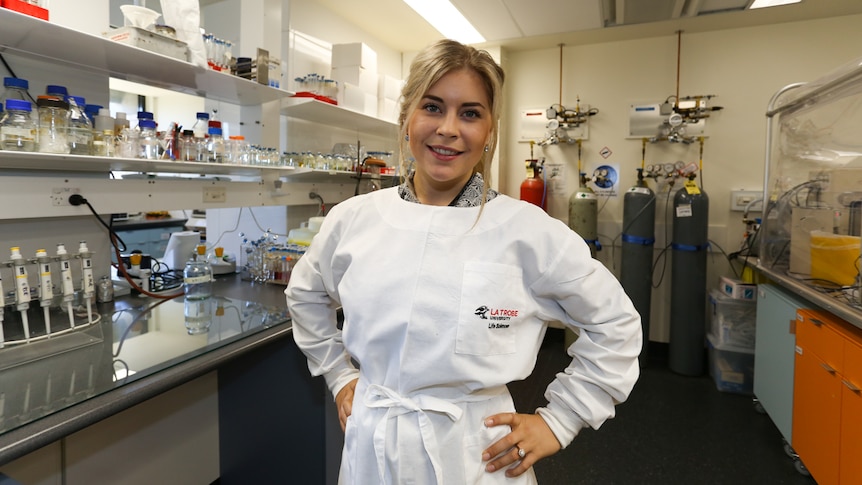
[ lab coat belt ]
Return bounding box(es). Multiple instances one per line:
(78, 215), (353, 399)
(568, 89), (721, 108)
(365, 384), (463, 484)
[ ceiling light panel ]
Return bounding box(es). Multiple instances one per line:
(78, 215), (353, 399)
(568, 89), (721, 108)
(403, 0), (485, 44)
(503, 0), (603, 37)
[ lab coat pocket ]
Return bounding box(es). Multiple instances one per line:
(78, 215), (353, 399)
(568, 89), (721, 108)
(455, 262), (525, 355)
(463, 421), (510, 483)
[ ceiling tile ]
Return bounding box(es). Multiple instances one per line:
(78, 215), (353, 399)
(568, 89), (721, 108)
(503, 0), (603, 37)
(452, 0), (523, 41)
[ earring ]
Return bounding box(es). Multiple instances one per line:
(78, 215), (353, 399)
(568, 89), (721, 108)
(405, 134), (410, 141)
(484, 145), (489, 152)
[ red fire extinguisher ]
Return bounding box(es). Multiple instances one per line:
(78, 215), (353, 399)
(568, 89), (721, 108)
(520, 158), (547, 211)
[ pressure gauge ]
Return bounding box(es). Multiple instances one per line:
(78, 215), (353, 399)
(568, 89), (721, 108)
(645, 164), (654, 172)
(675, 161), (685, 170)
(663, 163), (675, 174)
(668, 113), (684, 127)
(547, 119), (560, 130)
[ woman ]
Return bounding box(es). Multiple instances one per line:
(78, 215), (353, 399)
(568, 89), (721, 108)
(285, 39), (641, 484)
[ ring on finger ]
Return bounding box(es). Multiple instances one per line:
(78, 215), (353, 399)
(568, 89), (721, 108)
(517, 446), (526, 459)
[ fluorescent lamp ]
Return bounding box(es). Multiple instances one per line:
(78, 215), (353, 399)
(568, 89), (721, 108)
(403, 0), (485, 44)
(749, 0), (802, 9)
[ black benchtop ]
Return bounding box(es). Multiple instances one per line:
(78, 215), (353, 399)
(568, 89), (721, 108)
(0, 274), (291, 466)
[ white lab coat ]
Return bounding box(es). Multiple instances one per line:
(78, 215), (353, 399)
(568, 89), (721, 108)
(285, 188), (641, 484)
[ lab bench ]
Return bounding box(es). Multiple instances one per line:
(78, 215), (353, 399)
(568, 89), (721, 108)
(0, 275), (328, 484)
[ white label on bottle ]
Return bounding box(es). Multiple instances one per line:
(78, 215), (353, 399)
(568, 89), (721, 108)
(184, 275), (212, 284)
(0, 127), (36, 140)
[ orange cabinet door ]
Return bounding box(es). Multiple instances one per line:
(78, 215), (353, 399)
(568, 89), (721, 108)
(840, 340), (862, 485)
(793, 345), (842, 485)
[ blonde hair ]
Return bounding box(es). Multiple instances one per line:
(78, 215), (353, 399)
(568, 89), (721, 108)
(398, 39), (505, 195)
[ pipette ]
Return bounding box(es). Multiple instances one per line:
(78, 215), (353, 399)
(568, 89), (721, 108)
(10, 247), (31, 342)
(56, 244), (76, 328)
(36, 249), (54, 336)
(78, 241), (95, 323)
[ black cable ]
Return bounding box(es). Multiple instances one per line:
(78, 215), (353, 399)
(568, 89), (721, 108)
(69, 194), (128, 252)
(651, 188), (675, 289)
(0, 52), (37, 104)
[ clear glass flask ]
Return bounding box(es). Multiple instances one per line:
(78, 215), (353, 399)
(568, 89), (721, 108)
(138, 119), (159, 159)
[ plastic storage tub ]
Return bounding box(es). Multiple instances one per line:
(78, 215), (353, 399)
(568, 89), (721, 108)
(708, 288), (757, 349)
(707, 333), (755, 395)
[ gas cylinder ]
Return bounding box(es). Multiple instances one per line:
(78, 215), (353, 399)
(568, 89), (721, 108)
(520, 159), (547, 211)
(620, 168), (656, 367)
(568, 173), (599, 257)
(669, 176), (710, 376)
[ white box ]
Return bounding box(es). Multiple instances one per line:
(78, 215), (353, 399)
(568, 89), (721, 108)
(337, 83), (377, 116)
(106, 26), (189, 61)
(332, 66), (378, 95)
(719, 276), (757, 301)
(378, 74), (403, 101)
(378, 97), (399, 123)
(331, 42), (377, 71)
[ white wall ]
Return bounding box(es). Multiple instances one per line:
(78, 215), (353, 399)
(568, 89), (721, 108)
(502, 14), (862, 342)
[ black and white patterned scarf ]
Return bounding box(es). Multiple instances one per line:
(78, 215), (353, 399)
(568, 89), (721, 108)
(398, 172), (499, 207)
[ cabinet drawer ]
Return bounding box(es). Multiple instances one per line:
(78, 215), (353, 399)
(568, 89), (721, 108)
(797, 310), (845, 372)
(845, 339), (862, 392)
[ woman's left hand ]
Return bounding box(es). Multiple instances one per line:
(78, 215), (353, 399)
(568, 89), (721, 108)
(481, 412), (562, 477)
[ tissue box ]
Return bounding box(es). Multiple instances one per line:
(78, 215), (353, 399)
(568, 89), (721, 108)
(1, 0), (49, 20)
(332, 42), (377, 71)
(719, 276), (756, 301)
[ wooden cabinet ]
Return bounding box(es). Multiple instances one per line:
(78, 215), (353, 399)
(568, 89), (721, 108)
(792, 309), (862, 485)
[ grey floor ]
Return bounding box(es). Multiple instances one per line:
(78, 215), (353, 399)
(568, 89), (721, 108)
(508, 329), (817, 484)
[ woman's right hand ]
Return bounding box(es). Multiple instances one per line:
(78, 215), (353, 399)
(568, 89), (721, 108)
(335, 378), (359, 432)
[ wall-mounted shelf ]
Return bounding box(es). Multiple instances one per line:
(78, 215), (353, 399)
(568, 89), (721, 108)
(0, 9), (292, 106)
(281, 98), (398, 138)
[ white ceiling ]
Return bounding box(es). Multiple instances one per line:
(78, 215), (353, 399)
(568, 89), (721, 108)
(310, 0), (862, 52)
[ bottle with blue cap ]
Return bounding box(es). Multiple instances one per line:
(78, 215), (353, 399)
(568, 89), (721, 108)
(1, 77), (29, 108)
(206, 126), (225, 163)
(45, 84), (68, 100)
(139, 119), (159, 159)
(67, 95), (93, 155)
(0, 99), (37, 152)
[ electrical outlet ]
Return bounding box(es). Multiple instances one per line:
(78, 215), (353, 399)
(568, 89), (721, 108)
(203, 186), (227, 203)
(51, 187), (80, 206)
(730, 190), (762, 212)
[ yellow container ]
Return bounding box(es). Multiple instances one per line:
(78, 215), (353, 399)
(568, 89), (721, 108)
(810, 230), (861, 286)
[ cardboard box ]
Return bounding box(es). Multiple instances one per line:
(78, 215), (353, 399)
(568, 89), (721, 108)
(378, 74), (403, 101)
(377, 97), (399, 123)
(331, 66), (378, 95)
(1, 0), (49, 20)
(719, 276), (757, 301)
(331, 42), (377, 71)
(337, 82), (377, 116)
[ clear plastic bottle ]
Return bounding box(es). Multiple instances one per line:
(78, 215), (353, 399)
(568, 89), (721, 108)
(192, 112), (209, 139)
(92, 108), (115, 157)
(36, 96), (70, 154)
(138, 119), (159, 159)
(183, 244), (213, 300)
(1, 77), (29, 107)
(67, 95), (93, 155)
(206, 126), (225, 163)
(0, 99), (37, 152)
